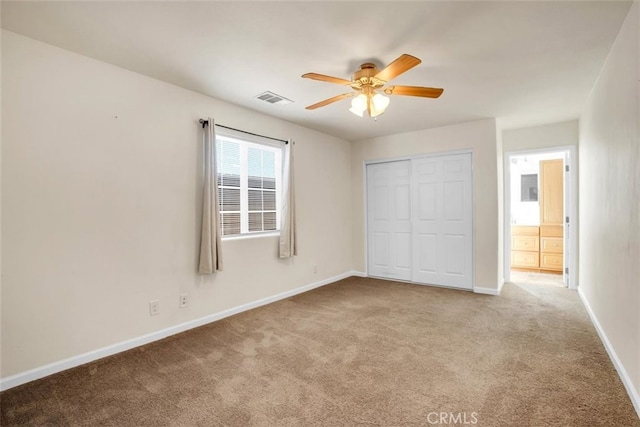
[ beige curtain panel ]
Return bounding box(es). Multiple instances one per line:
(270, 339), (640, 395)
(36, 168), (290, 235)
(279, 140), (297, 258)
(198, 117), (223, 273)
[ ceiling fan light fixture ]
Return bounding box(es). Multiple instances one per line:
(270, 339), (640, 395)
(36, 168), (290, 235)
(369, 107), (383, 118)
(370, 93), (390, 117)
(303, 54), (443, 116)
(372, 93), (390, 110)
(349, 94), (367, 117)
(349, 106), (364, 117)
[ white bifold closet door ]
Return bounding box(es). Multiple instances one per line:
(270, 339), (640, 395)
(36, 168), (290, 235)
(366, 153), (473, 290)
(366, 160), (413, 281)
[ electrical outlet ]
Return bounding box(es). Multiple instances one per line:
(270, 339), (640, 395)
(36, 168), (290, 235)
(179, 293), (189, 308)
(149, 300), (160, 316)
(313, 265), (318, 274)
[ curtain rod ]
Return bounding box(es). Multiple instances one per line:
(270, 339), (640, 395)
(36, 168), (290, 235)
(199, 119), (288, 144)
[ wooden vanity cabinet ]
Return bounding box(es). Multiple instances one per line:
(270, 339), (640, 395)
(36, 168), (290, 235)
(511, 226), (540, 269)
(540, 225), (563, 272)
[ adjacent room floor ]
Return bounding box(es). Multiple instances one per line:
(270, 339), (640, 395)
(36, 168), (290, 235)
(510, 270), (565, 287)
(1, 277), (638, 426)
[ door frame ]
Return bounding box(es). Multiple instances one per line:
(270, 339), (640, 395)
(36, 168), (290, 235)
(503, 145), (578, 289)
(364, 149), (475, 290)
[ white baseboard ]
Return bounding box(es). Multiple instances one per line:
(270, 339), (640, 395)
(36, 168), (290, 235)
(0, 270), (358, 392)
(351, 271), (367, 277)
(578, 287), (640, 418)
(473, 286), (502, 296)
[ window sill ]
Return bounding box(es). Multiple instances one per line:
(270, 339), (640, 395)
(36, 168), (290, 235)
(221, 231), (280, 242)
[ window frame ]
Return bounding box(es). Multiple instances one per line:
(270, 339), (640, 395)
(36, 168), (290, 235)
(215, 128), (283, 239)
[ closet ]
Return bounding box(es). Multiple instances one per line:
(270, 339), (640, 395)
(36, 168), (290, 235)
(366, 153), (473, 290)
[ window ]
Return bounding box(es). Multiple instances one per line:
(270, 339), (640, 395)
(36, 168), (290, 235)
(216, 132), (282, 237)
(520, 173), (538, 202)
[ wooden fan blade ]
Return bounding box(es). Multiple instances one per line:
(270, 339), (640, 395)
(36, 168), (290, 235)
(305, 93), (356, 110)
(383, 85), (444, 98)
(375, 54), (421, 82)
(302, 73), (353, 85)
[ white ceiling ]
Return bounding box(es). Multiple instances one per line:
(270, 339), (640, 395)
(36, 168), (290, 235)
(1, 1), (632, 141)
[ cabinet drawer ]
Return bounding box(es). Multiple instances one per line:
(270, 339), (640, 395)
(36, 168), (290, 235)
(512, 235), (540, 251)
(540, 225), (563, 237)
(540, 237), (563, 254)
(511, 251), (539, 268)
(512, 226), (539, 236)
(540, 253), (563, 271)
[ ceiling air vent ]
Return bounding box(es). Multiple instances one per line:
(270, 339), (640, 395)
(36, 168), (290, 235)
(255, 91), (293, 105)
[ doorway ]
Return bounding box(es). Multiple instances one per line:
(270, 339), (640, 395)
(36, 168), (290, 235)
(504, 147), (577, 289)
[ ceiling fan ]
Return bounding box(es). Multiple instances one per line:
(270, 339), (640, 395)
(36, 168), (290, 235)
(302, 54), (443, 118)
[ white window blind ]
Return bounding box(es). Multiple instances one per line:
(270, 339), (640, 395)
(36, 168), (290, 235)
(216, 133), (282, 237)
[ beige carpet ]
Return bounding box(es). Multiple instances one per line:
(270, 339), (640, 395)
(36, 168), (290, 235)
(2, 277), (638, 426)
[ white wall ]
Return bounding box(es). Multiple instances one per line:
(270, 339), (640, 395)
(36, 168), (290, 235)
(496, 127), (504, 287)
(351, 119), (502, 291)
(579, 1), (640, 410)
(1, 30), (353, 379)
(502, 120), (579, 152)
(0, 23), (4, 383)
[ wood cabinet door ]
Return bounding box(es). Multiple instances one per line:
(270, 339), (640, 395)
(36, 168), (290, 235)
(540, 224), (563, 237)
(540, 159), (564, 225)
